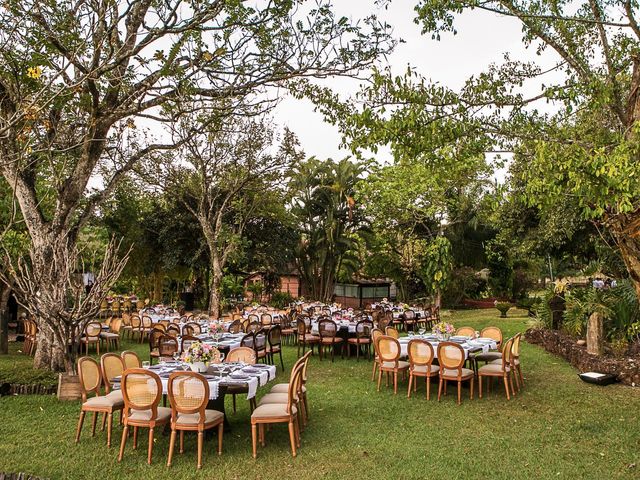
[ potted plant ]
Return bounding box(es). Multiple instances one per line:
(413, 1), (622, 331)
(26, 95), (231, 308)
(495, 301), (512, 318)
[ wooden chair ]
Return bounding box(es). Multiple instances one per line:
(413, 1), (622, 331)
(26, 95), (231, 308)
(227, 320), (243, 334)
(437, 342), (474, 405)
(166, 372), (224, 469)
(149, 328), (164, 364)
(184, 322), (202, 336)
(268, 351), (312, 426)
(101, 353), (124, 395)
(474, 326), (503, 363)
(166, 323), (181, 337)
(280, 313), (296, 345)
(138, 315), (153, 343)
(376, 335), (409, 394)
(121, 313), (133, 340)
(407, 340), (438, 400)
(130, 315), (141, 341)
(254, 329), (268, 363)
(117, 369), (171, 465)
(181, 335), (200, 354)
(455, 326), (475, 337)
(260, 313), (273, 327)
(81, 322), (102, 355)
(318, 319), (343, 362)
(384, 326), (399, 339)
(154, 322), (167, 332)
(75, 356), (124, 447)
(246, 321), (261, 334)
(225, 347), (258, 413)
(158, 335), (179, 362)
(121, 350), (142, 369)
(347, 319), (373, 360)
(403, 309), (417, 332)
(296, 317), (318, 358)
(370, 328), (384, 381)
(267, 325), (284, 370)
(510, 332), (524, 389)
(479, 337), (514, 400)
(251, 360), (303, 458)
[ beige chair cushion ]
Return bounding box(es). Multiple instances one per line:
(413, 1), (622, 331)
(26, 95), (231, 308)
(258, 393), (289, 405)
(475, 351), (502, 362)
(100, 332), (119, 339)
(84, 391), (124, 408)
(381, 360), (409, 370)
(251, 403), (296, 419)
(441, 367), (474, 378)
(479, 363), (509, 374)
(269, 383), (306, 394)
(300, 334), (319, 342)
(128, 406), (171, 422)
(175, 409), (223, 426)
(320, 337), (343, 344)
(410, 364), (439, 375)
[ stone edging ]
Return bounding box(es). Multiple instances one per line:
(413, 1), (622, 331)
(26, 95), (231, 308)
(525, 327), (640, 387)
(0, 473), (48, 480)
(0, 382), (57, 396)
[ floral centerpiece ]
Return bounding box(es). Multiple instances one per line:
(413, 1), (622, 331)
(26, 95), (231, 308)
(182, 342), (214, 373)
(433, 321), (455, 340)
(209, 321), (221, 340)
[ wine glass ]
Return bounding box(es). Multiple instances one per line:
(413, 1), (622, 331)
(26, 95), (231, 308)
(418, 328), (426, 336)
(142, 361), (150, 368)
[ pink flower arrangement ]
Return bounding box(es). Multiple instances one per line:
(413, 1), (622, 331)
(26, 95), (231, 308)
(433, 321), (455, 336)
(182, 342), (214, 364)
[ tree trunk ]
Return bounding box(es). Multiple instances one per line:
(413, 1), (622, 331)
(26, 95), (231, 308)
(33, 322), (71, 372)
(586, 312), (604, 356)
(208, 253), (223, 319)
(610, 211), (640, 299)
(0, 283), (10, 354)
(153, 270), (164, 303)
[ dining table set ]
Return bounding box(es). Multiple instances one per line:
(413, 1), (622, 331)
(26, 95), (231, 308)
(398, 333), (497, 359)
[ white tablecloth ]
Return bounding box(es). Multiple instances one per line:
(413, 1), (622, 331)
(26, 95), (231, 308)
(398, 337), (497, 358)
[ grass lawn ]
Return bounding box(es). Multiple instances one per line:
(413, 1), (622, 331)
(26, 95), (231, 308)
(1, 309), (639, 479)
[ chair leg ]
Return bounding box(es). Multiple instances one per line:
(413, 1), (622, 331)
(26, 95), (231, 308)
(470, 377), (474, 400)
(107, 412), (113, 447)
(518, 365), (524, 387)
(407, 374), (413, 398)
(91, 412), (98, 437)
(133, 426), (138, 449)
(279, 350), (285, 371)
(217, 422), (224, 455)
(167, 429), (177, 466)
(101, 412), (107, 431)
(147, 427), (154, 465)
(197, 431), (204, 469)
(457, 381), (462, 405)
(437, 378), (443, 401)
(479, 374), (483, 398)
(288, 420), (297, 457)
(371, 360), (377, 381)
(504, 375), (511, 400)
(179, 430), (184, 453)
(426, 376), (431, 400)
(251, 423), (258, 459)
(75, 411), (86, 443)
(118, 425), (129, 462)
(393, 371), (398, 394)
(377, 368), (382, 392)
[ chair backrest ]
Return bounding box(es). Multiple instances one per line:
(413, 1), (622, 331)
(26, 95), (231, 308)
(318, 319), (337, 339)
(158, 335), (179, 359)
(254, 329), (267, 352)
(185, 322), (202, 335)
(78, 356), (102, 401)
(408, 339), (434, 368)
(268, 325), (282, 347)
(384, 326), (399, 339)
(121, 369), (162, 420)
(248, 314), (260, 324)
(141, 315), (152, 328)
(456, 326), (475, 337)
(121, 350), (142, 369)
(481, 326), (503, 346)
(437, 342), (465, 373)
(376, 335), (401, 365)
(84, 321), (102, 339)
(355, 319), (374, 338)
(501, 337), (514, 370)
(247, 321), (261, 334)
(156, 320), (169, 330)
(101, 353), (124, 393)
(130, 315), (141, 328)
(166, 323), (180, 336)
(149, 328), (165, 351)
(371, 328), (383, 355)
(180, 335), (199, 353)
(260, 313), (272, 326)
(511, 332), (521, 359)
(226, 346), (257, 364)
(285, 360), (304, 415)
(121, 313), (131, 327)
(240, 333), (255, 348)
(296, 320), (307, 336)
(404, 309), (416, 320)
(109, 317), (122, 334)
(228, 320), (243, 333)
(167, 372), (209, 424)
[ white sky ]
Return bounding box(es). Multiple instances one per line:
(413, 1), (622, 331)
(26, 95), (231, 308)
(273, 0), (561, 181)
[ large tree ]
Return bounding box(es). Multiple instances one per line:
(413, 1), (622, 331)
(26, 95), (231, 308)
(315, 0), (640, 297)
(0, 0), (392, 371)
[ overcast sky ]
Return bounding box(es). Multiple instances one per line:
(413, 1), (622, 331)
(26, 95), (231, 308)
(273, 0), (560, 179)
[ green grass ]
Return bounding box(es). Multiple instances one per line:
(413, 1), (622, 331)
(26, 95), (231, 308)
(1, 309), (640, 479)
(0, 342), (58, 387)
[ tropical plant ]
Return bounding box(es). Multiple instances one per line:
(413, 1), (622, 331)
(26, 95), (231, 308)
(495, 302), (512, 318)
(418, 236), (453, 307)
